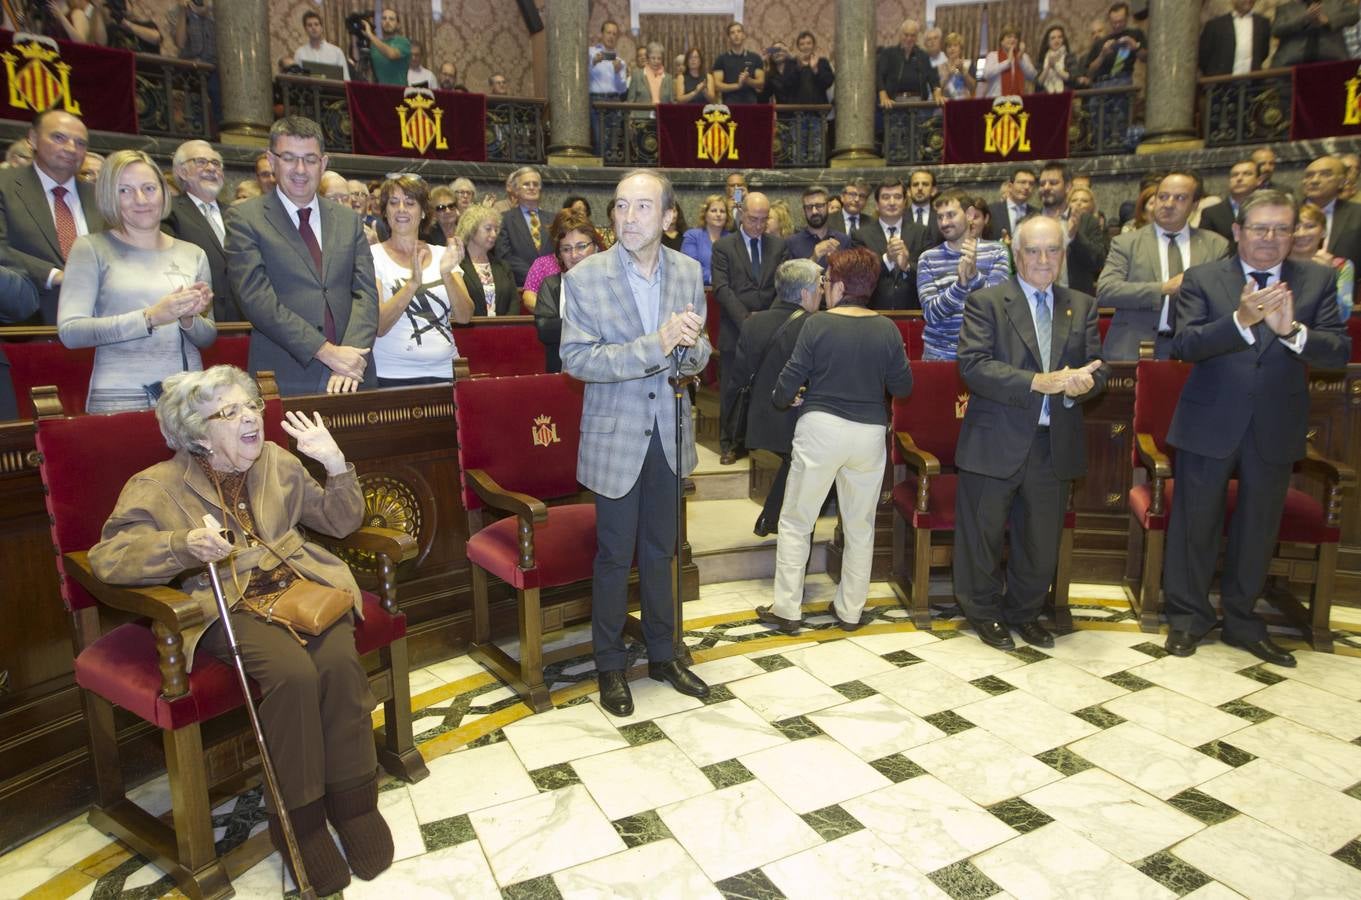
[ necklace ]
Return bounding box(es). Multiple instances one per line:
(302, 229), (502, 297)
(472, 259), (493, 284)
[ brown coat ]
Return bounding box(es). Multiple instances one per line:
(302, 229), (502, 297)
(89, 442), (365, 670)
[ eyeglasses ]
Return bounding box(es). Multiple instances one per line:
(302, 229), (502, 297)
(560, 241), (594, 254)
(187, 157), (223, 170)
(205, 398), (265, 422)
(803, 202), (827, 211)
(272, 151), (323, 168)
(434, 202), (457, 212)
(1241, 224), (1294, 238)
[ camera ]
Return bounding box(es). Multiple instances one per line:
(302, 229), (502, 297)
(346, 10), (374, 51)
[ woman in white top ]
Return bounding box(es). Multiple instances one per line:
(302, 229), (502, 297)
(978, 25), (1036, 97)
(371, 175), (472, 387)
(451, 205), (517, 317)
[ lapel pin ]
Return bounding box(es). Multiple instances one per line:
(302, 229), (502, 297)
(1066, 309), (1072, 316)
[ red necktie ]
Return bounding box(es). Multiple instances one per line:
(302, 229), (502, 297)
(297, 207), (335, 342)
(51, 185), (76, 260)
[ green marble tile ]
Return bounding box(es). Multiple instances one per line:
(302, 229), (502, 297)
(703, 759), (755, 789)
(1236, 664), (1286, 686)
(774, 715), (825, 741)
(502, 874), (563, 900)
(1008, 646), (1050, 664)
(1354, 736), (1361, 747)
(835, 679), (878, 700)
(987, 797), (1054, 834)
(928, 859), (1004, 900)
(754, 654), (794, 672)
(1135, 851), (1214, 895)
(936, 628), (967, 639)
(923, 710), (975, 735)
(869, 754), (927, 783)
(800, 803), (865, 841)
(611, 809), (674, 848)
(970, 675), (1017, 695)
(1132, 641), (1170, 659)
(1218, 699), (1275, 723)
(882, 649), (923, 666)
(715, 867), (786, 899)
(1035, 747), (1095, 775)
(619, 720), (666, 745)
(377, 777), (405, 793)
(1195, 740), (1255, 767)
(1167, 788), (1239, 825)
(530, 762), (581, 792)
(558, 694), (594, 707)
(1344, 781), (1361, 802)
(1074, 705), (1127, 729)
(1105, 670), (1155, 691)
(1333, 837), (1361, 871)
(467, 729), (507, 748)
(420, 813), (476, 852)
(701, 683), (737, 705)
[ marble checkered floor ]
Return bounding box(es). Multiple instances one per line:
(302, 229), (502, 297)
(8, 576), (1361, 899)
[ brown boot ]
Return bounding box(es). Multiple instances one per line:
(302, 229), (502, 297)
(324, 776), (394, 880)
(268, 799), (350, 896)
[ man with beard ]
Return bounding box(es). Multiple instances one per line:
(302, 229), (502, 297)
(786, 184), (849, 267)
(164, 139), (240, 321)
(1037, 160), (1109, 296)
(438, 62), (465, 92)
(907, 169), (941, 248)
(918, 188), (1012, 360)
(361, 7), (411, 86)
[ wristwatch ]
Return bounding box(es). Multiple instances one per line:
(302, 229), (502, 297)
(1282, 320), (1303, 341)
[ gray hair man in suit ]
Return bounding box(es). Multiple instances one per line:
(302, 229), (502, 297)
(560, 168), (712, 717)
(226, 115), (377, 395)
(494, 166), (549, 287)
(164, 139), (241, 321)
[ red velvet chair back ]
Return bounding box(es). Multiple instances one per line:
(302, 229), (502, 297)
(453, 373), (586, 511)
(1131, 359), (1192, 469)
(890, 318), (926, 360)
(1098, 315), (1112, 343)
(1349, 316), (1361, 363)
(199, 334), (251, 370)
(891, 361), (968, 468)
(3, 340), (95, 418)
(453, 322), (546, 376)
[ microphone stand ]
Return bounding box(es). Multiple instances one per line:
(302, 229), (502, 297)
(667, 347), (699, 665)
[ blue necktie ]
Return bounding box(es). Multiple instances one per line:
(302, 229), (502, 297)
(1035, 290), (1052, 423)
(750, 236), (761, 279)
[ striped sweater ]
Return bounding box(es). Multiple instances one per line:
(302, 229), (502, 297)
(916, 239), (1012, 359)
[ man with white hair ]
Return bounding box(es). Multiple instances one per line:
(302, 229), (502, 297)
(494, 166), (549, 287)
(164, 139), (239, 320)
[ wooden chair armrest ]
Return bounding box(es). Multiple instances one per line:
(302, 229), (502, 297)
(1298, 446), (1358, 489)
(63, 551), (205, 632)
(1134, 432), (1171, 479)
(895, 431), (941, 476)
(319, 526), (419, 563)
(466, 468), (548, 523)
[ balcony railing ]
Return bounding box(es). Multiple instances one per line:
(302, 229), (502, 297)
(882, 101), (944, 166)
(594, 102), (831, 168)
(133, 53), (215, 141)
(1200, 68), (1292, 148)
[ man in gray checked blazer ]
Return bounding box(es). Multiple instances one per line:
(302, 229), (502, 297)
(560, 169), (712, 717)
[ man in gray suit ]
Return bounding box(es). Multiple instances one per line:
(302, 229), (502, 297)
(494, 166), (550, 287)
(560, 168), (712, 717)
(226, 116), (377, 396)
(1272, 0), (1359, 66)
(1098, 170), (1230, 361)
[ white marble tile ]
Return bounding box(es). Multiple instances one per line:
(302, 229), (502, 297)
(658, 780), (821, 882)
(685, 592), (761, 617)
(584, 674), (705, 726)
(784, 640), (899, 685)
(1022, 769), (1204, 862)
(408, 742), (538, 823)
(973, 822), (1176, 900)
(0, 816), (114, 897)
(343, 840), (501, 899)
(654, 699), (788, 768)
(911, 635), (1026, 680)
(469, 783), (624, 886)
(996, 658), (1130, 712)
(552, 838), (721, 899)
(1102, 686), (1251, 748)
(726, 665), (849, 722)
(906, 728), (1062, 806)
(1071, 582), (1131, 601)
(954, 689), (1100, 755)
(862, 661), (991, 716)
(1199, 758), (1361, 853)
(1069, 722), (1231, 799)
(1174, 815), (1361, 899)
(424, 653), (489, 685)
(572, 739), (713, 821)
(122, 860), (168, 891)
(725, 623), (786, 638)
(1128, 656), (1262, 707)
(762, 829), (950, 900)
(376, 784), (426, 863)
(407, 667), (447, 700)
(500, 701), (628, 771)
(842, 775), (1016, 872)
(413, 713), (448, 738)
(1224, 715), (1361, 790)
(1266, 649), (1361, 700)
(227, 850), (285, 899)
(687, 654), (766, 684)
(739, 736), (890, 813)
(807, 694), (945, 760)
(1039, 629), (1163, 677)
(1179, 641), (1274, 674)
(847, 629), (943, 655)
(127, 773), (172, 817)
(747, 640), (817, 657)
(1247, 678), (1361, 740)
(1183, 884), (1248, 900)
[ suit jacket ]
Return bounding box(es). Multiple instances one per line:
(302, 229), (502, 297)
(163, 193), (241, 322)
(785, 227), (850, 266)
(1272, 1), (1359, 66)
(1098, 225), (1230, 361)
(986, 200), (1037, 242)
(1169, 257), (1350, 464)
(225, 191), (378, 396)
(0, 262), (39, 420)
(1064, 210), (1109, 297)
(1198, 198), (1239, 248)
(1198, 12), (1270, 76)
(0, 165), (106, 323)
(908, 204), (941, 248)
(459, 257), (518, 316)
(711, 230), (787, 350)
(1327, 200), (1361, 272)
(494, 206), (551, 287)
(835, 210), (872, 237)
(851, 219), (929, 310)
(559, 243), (711, 498)
(727, 301), (808, 453)
(956, 280), (1108, 481)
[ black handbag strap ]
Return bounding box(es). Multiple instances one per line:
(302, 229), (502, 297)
(741, 309), (806, 393)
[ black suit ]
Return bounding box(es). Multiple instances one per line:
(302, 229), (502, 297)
(1164, 258), (1350, 642)
(986, 201), (1037, 242)
(0, 165), (106, 323)
(712, 230), (787, 453)
(851, 219), (928, 310)
(835, 210), (872, 237)
(163, 193), (241, 321)
(1327, 201), (1361, 272)
(0, 262), (39, 420)
(908, 204), (941, 248)
(494, 206), (551, 287)
(1198, 198), (1239, 250)
(1064, 210), (1109, 297)
(1198, 13), (1270, 76)
(953, 280), (1107, 625)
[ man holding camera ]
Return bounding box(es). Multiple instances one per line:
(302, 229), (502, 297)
(361, 7), (410, 86)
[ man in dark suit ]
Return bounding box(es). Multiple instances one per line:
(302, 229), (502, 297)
(0, 262), (38, 420)
(985, 166), (1038, 242)
(1301, 155), (1361, 271)
(164, 139), (241, 322)
(1163, 190), (1350, 667)
(851, 178), (928, 310)
(785, 184), (849, 267)
(712, 191), (787, 464)
(1271, 0), (1359, 66)
(494, 165), (550, 288)
(907, 169), (941, 249)
(1037, 160), (1108, 297)
(1198, 0), (1271, 76)
(953, 216), (1108, 650)
(835, 178), (872, 236)
(226, 116), (378, 397)
(0, 109), (105, 323)
(1198, 158), (1260, 249)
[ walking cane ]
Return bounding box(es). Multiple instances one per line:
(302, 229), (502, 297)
(201, 515), (317, 900)
(668, 354), (700, 665)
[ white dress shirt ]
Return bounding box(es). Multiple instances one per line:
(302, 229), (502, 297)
(879, 217), (906, 271)
(35, 164), (89, 287)
(1232, 13), (1254, 75)
(1156, 227), (1192, 332)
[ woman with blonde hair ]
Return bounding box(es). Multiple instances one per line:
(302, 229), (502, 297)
(451, 204), (517, 316)
(939, 32), (976, 99)
(680, 193), (732, 283)
(768, 199), (795, 238)
(1293, 202), (1355, 318)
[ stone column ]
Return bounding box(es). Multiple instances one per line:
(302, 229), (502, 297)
(546, 0), (598, 165)
(1138, 0), (1202, 151)
(215, 0), (273, 145)
(831, 0), (883, 167)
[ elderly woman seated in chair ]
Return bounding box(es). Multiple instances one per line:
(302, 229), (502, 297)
(87, 365), (392, 896)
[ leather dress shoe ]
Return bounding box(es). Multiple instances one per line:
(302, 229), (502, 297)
(649, 659), (711, 698)
(1223, 634), (1297, 668)
(755, 604), (802, 634)
(1164, 629), (1207, 658)
(719, 451), (738, 465)
(1014, 620), (1055, 648)
(825, 603), (872, 632)
(753, 515), (777, 537)
(597, 670), (634, 717)
(973, 620), (1015, 650)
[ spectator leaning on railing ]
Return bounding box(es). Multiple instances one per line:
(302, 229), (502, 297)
(172, 0), (220, 122)
(768, 31), (834, 104)
(1272, 0), (1360, 66)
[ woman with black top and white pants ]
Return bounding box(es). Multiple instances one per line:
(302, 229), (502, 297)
(757, 247), (913, 633)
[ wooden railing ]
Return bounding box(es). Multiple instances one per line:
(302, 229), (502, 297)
(593, 102), (832, 168)
(1199, 68), (1293, 148)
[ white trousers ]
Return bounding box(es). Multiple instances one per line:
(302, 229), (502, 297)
(771, 411), (887, 621)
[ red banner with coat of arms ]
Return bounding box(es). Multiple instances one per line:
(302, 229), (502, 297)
(1291, 60), (1361, 140)
(345, 82), (486, 161)
(657, 103), (774, 169)
(941, 92), (1070, 165)
(0, 31), (137, 133)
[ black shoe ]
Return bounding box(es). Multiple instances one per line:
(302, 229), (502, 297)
(720, 451), (738, 465)
(825, 603), (872, 632)
(1014, 620), (1055, 648)
(972, 620), (1015, 650)
(755, 604), (802, 634)
(1164, 629), (1206, 658)
(753, 515), (777, 537)
(649, 659), (711, 698)
(1223, 634), (1297, 668)
(597, 670), (634, 717)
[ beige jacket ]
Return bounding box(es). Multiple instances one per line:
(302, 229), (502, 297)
(89, 442), (364, 670)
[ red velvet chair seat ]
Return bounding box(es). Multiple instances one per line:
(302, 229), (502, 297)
(893, 474), (1077, 531)
(465, 502), (597, 589)
(1128, 479), (1335, 543)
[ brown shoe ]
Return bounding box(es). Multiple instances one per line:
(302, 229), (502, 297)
(756, 605), (802, 634)
(270, 799), (350, 896)
(324, 776), (395, 881)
